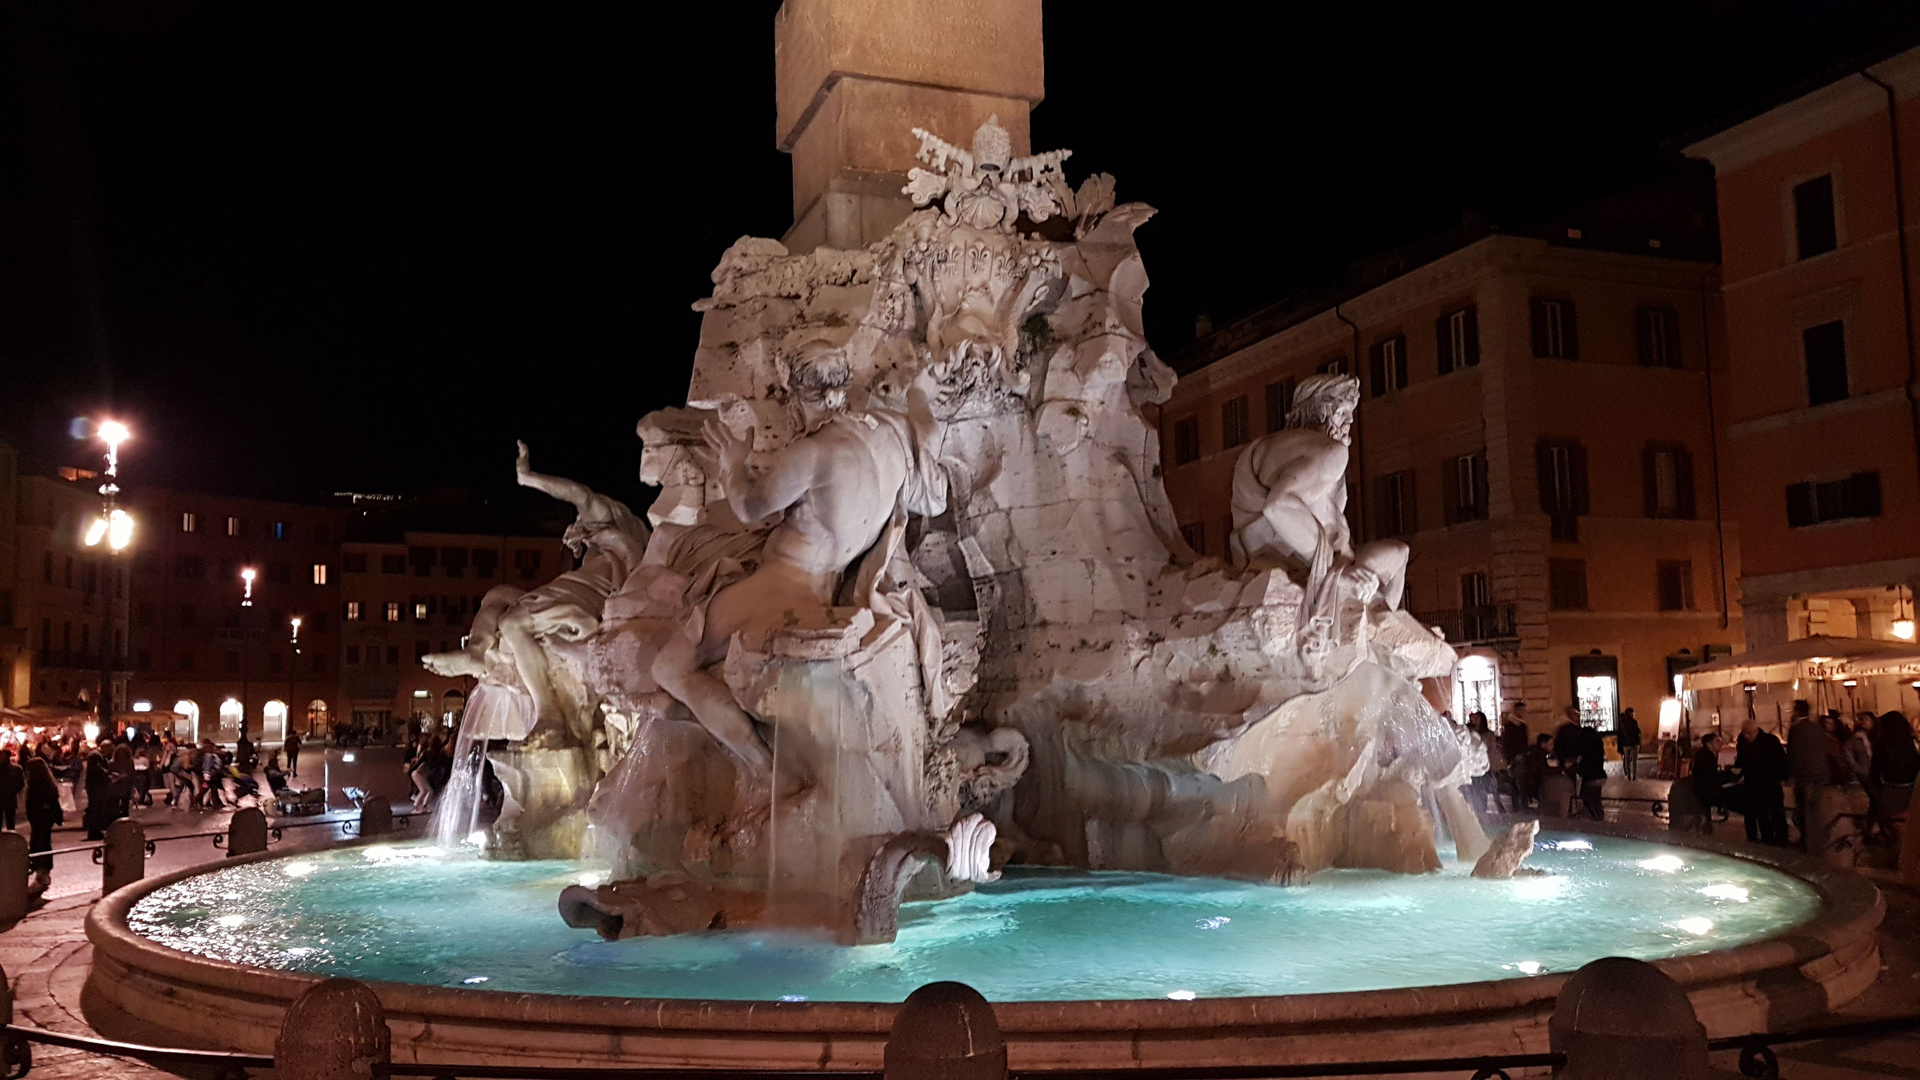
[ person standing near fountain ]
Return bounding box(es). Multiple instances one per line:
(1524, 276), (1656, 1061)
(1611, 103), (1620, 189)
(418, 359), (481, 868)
(23, 757), (62, 893)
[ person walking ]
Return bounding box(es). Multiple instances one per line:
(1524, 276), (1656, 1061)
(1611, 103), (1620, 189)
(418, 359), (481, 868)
(1735, 717), (1791, 845)
(24, 758), (63, 893)
(1615, 707), (1643, 781)
(1786, 699), (1837, 845)
(1869, 711), (1919, 853)
(284, 730), (302, 779)
(0, 748), (23, 831)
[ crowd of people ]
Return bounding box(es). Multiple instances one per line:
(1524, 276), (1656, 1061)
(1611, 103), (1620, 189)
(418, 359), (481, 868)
(1688, 701), (1918, 850)
(1459, 693), (1919, 855)
(0, 725), (308, 893)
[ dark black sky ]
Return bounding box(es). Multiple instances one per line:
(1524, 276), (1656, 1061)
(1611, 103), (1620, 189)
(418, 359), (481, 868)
(4, 2), (1919, 509)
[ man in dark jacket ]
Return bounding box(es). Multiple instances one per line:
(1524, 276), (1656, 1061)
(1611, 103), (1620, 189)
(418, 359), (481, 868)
(1785, 699), (1835, 846)
(1616, 707), (1643, 780)
(0, 749), (23, 831)
(1577, 723), (1610, 820)
(1553, 706), (1584, 772)
(1736, 717), (1790, 845)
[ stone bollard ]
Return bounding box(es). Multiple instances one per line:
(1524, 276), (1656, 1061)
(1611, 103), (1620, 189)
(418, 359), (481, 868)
(884, 981), (1007, 1080)
(0, 833), (29, 923)
(228, 807), (270, 857)
(275, 978), (390, 1080)
(359, 795), (393, 838)
(1551, 956), (1738, 1079)
(1539, 773), (1578, 817)
(101, 818), (145, 895)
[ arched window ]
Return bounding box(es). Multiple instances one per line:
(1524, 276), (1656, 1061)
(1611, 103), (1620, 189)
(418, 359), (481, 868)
(307, 699), (329, 736)
(218, 698), (243, 737)
(263, 700), (289, 743)
(173, 700), (201, 743)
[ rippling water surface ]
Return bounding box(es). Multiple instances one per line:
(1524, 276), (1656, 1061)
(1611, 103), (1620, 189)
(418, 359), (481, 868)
(127, 834), (1819, 1002)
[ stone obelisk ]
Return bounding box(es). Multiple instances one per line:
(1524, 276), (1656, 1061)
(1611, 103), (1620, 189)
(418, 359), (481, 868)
(774, 0), (1044, 252)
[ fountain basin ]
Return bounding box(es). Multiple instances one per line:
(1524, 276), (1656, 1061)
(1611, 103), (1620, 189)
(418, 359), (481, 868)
(85, 824), (1882, 1072)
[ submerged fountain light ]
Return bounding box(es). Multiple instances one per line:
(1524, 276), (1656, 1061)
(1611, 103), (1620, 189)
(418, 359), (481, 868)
(1638, 854), (1686, 874)
(780, 995), (807, 1003)
(283, 861), (316, 878)
(463, 976), (489, 985)
(1676, 917), (1714, 936)
(1700, 884), (1750, 903)
(1166, 990), (1198, 1001)
(1512, 875), (1567, 901)
(1514, 961), (1543, 975)
(1549, 839), (1593, 852)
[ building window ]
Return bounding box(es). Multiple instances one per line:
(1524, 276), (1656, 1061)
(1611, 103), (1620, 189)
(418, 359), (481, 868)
(1549, 558), (1589, 610)
(1220, 396), (1251, 449)
(473, 549), (499, 578)
(1786, 471), (1882, 527)
(1461, 570), (1492, 610)
(441, 547), (470, 578)
(346, 600), (362, 621)
(1794, 174), (1837, 259)
(1656, 560), (1694, 612)
(267, 652), (284, 674)
(1317, 356), (1351, 376)
(414, 640), (430, 662)
(310, 563), (328, 585)
(226, 515), (241, 536)
(409, 547), (436, 576)
(1263, 379), (1294, 433)
(1803, 320), (1848, 406)
(225, 650), (241, 673)
(413, 601), (430, 621)
(1530, 298), (1578, 359)
(1179, 521), (1206, 554)
(385, 601), (401, 622)
(1636, 307), (1681, 368)
(180, 511), (197, 533)
(1536, 440), (1588, 542)
(381, 553), (407, 575)
(1437, 306), (1479, 373)
(514, 550), (543, 581)
(1445, 451), (1488, 524)
(346, 645), (361, 665)
(385, 645), (400, 665)
(1171, 416), (1201, 465)
(343, 553), (367, 573)
(270, 520), (288, 540)
(1373, 469), (1417, 538)
(1644, 445), (1696, 519)
(41, 551), (52, 585)
(1368, 335), (1407, 397)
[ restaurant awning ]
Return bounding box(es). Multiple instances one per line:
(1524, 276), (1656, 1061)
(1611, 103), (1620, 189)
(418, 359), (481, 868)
(1678, 635), (1920, 691)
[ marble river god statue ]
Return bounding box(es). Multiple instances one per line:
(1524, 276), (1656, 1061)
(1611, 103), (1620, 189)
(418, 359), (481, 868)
(432, 116), (1482, 945)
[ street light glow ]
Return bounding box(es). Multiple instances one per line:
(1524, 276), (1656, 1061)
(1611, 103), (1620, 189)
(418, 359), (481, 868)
(241, 566), (257, 606)
(98, 420), (130, 449)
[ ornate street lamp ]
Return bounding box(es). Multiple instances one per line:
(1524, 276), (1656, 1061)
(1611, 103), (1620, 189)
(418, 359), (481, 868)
(82, 420), (133, 734)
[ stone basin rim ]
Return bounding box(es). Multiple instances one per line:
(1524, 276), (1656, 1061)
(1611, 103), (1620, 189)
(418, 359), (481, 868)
(85, 820), (1881, 1037)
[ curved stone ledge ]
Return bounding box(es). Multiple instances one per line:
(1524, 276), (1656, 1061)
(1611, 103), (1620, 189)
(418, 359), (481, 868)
(83, 824), (1884, 1071)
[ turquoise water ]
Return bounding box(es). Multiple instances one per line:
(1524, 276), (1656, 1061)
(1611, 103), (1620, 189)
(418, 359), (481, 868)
(126, 834), (1820, 1003)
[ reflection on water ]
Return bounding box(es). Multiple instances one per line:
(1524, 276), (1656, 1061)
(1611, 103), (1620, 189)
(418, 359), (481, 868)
(127, 834), (1819, 1003)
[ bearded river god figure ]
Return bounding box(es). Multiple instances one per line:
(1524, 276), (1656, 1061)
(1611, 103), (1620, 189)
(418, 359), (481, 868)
(434, 117), (1484, 943)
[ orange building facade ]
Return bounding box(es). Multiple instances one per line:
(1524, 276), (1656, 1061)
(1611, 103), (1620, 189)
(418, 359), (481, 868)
(1161, 232), (1741, 728)
(1686, 48), (1920, 659)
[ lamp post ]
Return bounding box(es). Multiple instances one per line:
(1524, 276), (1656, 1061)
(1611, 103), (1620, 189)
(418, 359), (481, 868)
(83, 420), (132, 739)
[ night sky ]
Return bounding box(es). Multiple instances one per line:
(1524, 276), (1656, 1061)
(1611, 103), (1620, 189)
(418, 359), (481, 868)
(4, 1), (1919, 511)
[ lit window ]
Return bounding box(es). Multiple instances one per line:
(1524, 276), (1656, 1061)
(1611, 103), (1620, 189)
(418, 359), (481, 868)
(181, 512), (197, 533)
(346, 601), (362, 621)
(226, 516), (241, 536)
(312, 563), (329, 585)
(271, 521), (288, 540)
(413, 602), (429, 621)
(385, 602), (401, 622)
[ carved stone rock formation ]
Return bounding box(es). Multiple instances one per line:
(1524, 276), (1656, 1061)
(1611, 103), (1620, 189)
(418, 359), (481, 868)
(1472, 819), (1545, 879)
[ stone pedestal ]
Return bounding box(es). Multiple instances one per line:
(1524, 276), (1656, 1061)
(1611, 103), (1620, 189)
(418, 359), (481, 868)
(774, 0), (1043, 251)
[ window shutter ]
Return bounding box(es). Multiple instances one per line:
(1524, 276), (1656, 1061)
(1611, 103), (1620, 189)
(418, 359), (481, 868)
(1474, 453), (1490, 517)
(1785, 482), (1815, 528)
(1636, 310), (1654, 367)
(1562, 301), (1580, 359)
(1368, 342), (1387, 398)
(1403, 468), (1418, 534)
(1530, 300), (1550, 358)
(1570, 442), (1591, 514)
(1535, 440), (1556, 513)
(1642, 445), (1660, 518)
(1463, 306), (1480, 366)
(1436, 315), (1454, 375)
(1676, 448), (1696, 519)
(1441, 454), (1461, 526)
(1392, 335), (1409, 388)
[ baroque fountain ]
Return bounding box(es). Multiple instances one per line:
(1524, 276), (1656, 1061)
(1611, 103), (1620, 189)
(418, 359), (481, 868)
(83, 10), (1881, 1071)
